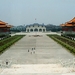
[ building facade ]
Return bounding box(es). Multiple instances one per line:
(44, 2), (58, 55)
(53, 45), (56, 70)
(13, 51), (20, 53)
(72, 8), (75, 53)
(0, 20), (12, 34)
(61, 17), (75, 34)
(26, 23), (46, 32)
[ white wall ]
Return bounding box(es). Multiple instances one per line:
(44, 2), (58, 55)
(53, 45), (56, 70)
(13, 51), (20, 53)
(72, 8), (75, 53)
(26, 25), (46, 32)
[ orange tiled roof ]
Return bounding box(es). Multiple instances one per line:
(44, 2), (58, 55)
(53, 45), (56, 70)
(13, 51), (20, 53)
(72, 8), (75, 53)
(0, 25), (7, 27)
(61, 17), (75, 27)
(65, 23), (75, 26)
(67, 17), (75, 23)
(0, 25), (12, 28)
(0, 20), (12, 28)
(0, 20), (7, 25)
(61, 23), (75, 27)
(0, 23), (12, 27)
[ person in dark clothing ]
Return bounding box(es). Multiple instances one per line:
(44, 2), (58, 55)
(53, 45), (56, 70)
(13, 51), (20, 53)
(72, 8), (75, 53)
(6, 61), (8, 65)
(32, 48), (33, 50)
(34, 48), (35, 50)
(28, 49), (29, 52)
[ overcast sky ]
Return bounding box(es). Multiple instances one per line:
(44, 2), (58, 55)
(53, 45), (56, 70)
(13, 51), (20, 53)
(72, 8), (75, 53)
(0, 0), (75, 26)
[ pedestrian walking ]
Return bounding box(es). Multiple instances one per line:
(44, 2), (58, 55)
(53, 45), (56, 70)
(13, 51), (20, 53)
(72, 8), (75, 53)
(32, 48), (33, 51)
(28, 49), (29, 52)
(34, 48), (35, 50)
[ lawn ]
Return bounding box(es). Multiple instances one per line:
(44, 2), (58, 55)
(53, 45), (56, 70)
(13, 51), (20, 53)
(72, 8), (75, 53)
(0, 35), (25, 54)
(47, 34), (75, 55)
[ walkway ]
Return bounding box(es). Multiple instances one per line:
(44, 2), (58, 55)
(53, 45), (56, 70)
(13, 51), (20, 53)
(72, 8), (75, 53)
(0, 34), (75, 75)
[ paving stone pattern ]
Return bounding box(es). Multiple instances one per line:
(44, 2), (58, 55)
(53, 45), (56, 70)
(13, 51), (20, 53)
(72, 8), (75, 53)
(0, 34), (75, 75)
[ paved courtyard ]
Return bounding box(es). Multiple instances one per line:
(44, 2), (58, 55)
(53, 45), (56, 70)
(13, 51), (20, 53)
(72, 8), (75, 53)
(0, 33), (75, 75)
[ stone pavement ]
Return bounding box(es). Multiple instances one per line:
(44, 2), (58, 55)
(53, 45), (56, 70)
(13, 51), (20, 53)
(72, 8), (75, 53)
(0, 33), (75, 75)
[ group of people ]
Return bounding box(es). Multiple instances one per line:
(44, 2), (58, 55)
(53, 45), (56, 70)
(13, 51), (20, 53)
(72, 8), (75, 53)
(28, 48), (36, 54)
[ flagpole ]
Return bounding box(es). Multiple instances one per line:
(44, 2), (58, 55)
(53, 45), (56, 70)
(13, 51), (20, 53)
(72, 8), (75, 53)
(35, 18), (37, 35)
(35, 18), (37, 23)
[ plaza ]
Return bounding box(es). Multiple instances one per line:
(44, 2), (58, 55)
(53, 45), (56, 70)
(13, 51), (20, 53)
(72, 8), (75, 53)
(0, 32), (75, 75)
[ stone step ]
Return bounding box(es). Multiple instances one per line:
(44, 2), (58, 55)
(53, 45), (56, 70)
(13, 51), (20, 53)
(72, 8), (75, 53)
(0, 64), (75, 74)
(0, 73), (62, 75)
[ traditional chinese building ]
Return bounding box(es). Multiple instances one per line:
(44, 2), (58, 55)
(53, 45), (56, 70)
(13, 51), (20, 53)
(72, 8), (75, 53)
(0, 20), (12, 34)
(61, 17), (75, 34)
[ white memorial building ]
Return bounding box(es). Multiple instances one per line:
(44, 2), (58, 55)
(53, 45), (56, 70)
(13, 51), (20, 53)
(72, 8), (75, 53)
(26, 23), (46, 32)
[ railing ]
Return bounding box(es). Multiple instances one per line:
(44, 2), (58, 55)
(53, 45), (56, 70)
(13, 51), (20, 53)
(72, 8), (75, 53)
(0, 59), (12, 68)
(0, 58), (75, 69)
(58, 58), (75, 68)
